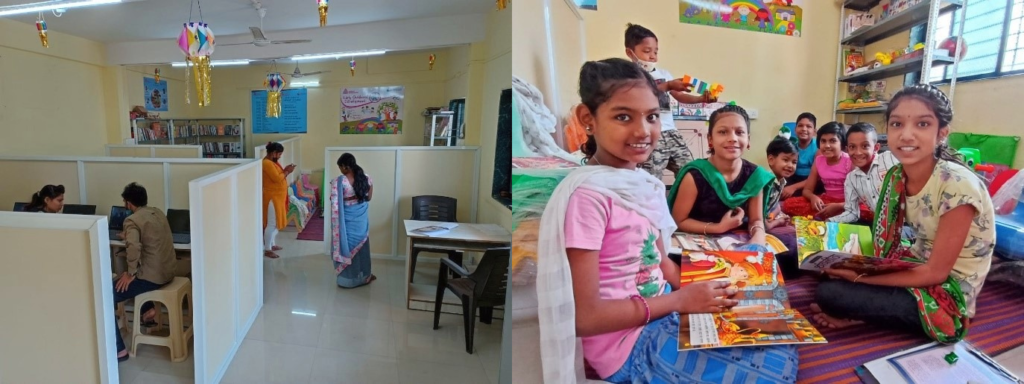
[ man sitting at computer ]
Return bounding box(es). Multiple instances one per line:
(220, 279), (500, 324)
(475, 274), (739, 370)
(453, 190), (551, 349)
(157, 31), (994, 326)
(112, 182), (177, 362)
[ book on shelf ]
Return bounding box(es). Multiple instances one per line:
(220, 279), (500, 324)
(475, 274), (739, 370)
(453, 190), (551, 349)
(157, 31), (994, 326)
(795, 217), (922, 274)
(856, 341), (1022, 384)
(676, 250), (827, 350)
(411, 223), (458, 237)
(175, 123), (241, 138)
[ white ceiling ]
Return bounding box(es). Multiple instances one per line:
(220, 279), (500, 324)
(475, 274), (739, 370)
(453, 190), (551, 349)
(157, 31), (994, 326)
(0, 0), (493, 43)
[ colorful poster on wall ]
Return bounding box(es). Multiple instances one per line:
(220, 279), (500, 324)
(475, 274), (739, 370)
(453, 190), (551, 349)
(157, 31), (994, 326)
(679, 0), (803, 38)
(143, 77), (168, 112)
(574, 0), (597, 10)
(339, 86), (404, 134)
(252, 88), (308, 134)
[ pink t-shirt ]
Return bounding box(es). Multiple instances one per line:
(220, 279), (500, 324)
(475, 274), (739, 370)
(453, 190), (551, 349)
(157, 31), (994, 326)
(564, 187), (667, 379)
(815, 152), (853, 200)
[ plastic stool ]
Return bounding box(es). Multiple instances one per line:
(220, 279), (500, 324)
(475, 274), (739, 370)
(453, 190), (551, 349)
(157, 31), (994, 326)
(130, 277), (193, 362)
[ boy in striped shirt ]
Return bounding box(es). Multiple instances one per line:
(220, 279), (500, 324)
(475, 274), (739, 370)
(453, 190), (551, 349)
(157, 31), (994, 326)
(829, 122), (899, 224)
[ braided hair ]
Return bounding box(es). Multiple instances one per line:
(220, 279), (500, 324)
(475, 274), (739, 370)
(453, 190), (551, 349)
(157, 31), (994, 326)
(337, 153), (370, 203)
(577, 58), (663, 162)
(884, 83), (969, 169)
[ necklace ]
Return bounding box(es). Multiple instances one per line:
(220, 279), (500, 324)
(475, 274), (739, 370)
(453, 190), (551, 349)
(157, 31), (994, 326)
(592, 156), (602, 166)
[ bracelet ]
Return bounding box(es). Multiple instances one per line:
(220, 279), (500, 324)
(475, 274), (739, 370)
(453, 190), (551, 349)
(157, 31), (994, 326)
(703, 222), (711, 236)
(853, 273), (866, 283)
(630, 294), (651, 325)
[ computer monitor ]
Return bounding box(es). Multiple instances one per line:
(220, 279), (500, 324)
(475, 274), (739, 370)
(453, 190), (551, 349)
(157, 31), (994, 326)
(166, 209), (190, 234)
(62, 204), (96, 215)
(12, 202), (28, 212)
(109, 206), (131, 231)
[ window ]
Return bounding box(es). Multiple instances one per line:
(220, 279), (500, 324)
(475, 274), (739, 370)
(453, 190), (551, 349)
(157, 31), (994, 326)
(492, 89), (512, 209)
(928, 0), (1024, 82)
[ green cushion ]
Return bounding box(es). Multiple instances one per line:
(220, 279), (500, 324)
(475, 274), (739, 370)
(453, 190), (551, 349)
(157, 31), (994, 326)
(948, 132), (1021, 167)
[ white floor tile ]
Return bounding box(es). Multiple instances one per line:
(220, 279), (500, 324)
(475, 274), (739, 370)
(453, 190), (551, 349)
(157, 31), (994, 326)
(397, 359), (491, 384)
(318, 315), (395, 358)
(308, 349), (400, 384)
(391, 317), (486, 368)
(245, 303), (325, 348)
(995, 344), (1024, 377)
(220, 338), (315, 384)
(131, 371), (194, 384)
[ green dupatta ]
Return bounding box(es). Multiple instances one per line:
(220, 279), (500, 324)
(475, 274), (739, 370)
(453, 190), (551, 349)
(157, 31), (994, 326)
(667, 159), (775, 216)
(873, 164), (969, 343)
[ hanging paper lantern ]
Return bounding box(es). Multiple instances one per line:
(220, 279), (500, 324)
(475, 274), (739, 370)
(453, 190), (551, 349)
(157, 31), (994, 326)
(496, 0), (508, 10)
(349, 58), (356, 77)
(154, 68), (161, 83)
(177, 22), (216, 107)
(318, 0), (329, 27)
(428, 54), (436, 70)
(266, 72), (285, 118)
(36, 18), (48, 48)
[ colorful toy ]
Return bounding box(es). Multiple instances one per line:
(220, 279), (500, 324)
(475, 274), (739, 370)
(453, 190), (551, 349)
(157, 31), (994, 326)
(959, 148), (996, 173)
(680, 74), (725, 99)
(874, 52), (893, 65)
(939, 36), (968, 60)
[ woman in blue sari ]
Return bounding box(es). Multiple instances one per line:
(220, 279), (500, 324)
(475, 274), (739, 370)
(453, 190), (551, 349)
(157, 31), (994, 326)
(330, 153), (376, 288)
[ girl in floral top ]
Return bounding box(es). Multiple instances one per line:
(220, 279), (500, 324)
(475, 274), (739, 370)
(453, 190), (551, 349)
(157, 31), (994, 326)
(537, 58), (797, 383)
(811, 84), (994, 343)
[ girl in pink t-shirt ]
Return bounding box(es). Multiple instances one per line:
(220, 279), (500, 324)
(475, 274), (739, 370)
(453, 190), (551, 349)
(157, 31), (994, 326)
(537, 58), (797, 383)
(782, 122), (853, 220)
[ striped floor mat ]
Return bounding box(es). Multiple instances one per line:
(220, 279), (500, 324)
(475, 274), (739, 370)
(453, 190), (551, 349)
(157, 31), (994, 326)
(788, 276), (1024, 383)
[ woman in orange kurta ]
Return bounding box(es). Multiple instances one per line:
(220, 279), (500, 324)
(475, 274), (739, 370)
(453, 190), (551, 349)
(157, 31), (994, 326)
(262, 142), (295, 258)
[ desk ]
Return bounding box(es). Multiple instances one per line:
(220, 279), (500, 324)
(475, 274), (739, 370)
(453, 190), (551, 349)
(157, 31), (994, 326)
(109, 240), (191, 251)
(403, 220), (511, 314)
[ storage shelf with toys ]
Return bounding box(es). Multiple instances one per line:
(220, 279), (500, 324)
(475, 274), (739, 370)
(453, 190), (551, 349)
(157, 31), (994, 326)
(833, 0), (968, 122)
(131, 117), (246, 158)
(840, 54), (954, 83)
(841, 0), (962, 46)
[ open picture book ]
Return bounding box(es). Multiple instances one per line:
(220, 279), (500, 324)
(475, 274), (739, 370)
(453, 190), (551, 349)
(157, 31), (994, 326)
(795, 217), (923, 274)
(677, 250), (827, 350)
(670, 231), (790, 256)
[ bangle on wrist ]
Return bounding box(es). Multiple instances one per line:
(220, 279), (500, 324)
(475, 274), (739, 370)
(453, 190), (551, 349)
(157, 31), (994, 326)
(630, 294), (651, 325)
(703, 222), (711, 236)
(853, 273), (866, 283)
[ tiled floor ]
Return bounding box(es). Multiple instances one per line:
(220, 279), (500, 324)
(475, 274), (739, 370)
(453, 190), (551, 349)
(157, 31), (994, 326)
(117, 226), (502, 384)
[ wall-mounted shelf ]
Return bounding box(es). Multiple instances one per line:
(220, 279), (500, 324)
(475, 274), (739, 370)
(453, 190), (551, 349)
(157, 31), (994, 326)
(841, 0), (963, 46)
(844, 0), (882, 12)
(836, 106), (888, 114)
(840, 55), (954, 83)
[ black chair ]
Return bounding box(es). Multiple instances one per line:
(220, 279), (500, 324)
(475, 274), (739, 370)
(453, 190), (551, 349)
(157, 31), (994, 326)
(432, 247), (509, 354)
(409, 195), (461, 283)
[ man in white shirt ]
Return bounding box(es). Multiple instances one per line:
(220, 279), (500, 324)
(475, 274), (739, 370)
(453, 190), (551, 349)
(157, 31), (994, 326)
(830, 123), (900, 223)
(624, 23), (716, 179)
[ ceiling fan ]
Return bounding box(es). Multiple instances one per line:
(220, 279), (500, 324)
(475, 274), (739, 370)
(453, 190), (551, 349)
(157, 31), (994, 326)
(220, 7), (311, 48)
(287, 62), (329, 78)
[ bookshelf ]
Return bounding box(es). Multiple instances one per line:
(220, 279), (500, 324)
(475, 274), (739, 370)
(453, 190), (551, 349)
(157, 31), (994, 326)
(423, 110), (456, 147)
(132, 118), (245, 158)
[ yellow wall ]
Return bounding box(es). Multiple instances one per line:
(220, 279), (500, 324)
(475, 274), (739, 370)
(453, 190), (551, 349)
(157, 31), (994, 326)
(0, 18), (117, 157)
(123, 50), (456, 171)
(472, 6), (513, 230)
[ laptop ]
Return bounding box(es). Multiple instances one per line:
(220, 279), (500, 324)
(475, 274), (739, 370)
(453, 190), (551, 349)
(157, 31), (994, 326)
(63, 204), (97, 215)
(166, 209), (191, 244)
(12, 202), (28, 211)
(108, 206), (131, 241)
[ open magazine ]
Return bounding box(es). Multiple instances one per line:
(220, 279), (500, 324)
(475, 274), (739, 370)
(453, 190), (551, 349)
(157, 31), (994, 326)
(671, 231), (790, 255)
(677, 250), (827, 350)
(795, 217), (922, 274)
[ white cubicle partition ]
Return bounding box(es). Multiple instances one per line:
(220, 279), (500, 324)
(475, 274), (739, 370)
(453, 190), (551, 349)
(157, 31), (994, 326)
(253, 136), (302, 184)
(188, 159), (263, 384)
(0, 156), (244, 214)
(322, 146), (480, 259)
(0, 213), (116, 384)
(106, 144), (204, 158)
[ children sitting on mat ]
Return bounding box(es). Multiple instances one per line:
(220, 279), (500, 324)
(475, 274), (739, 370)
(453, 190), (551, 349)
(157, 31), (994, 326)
(765, 138), (801, 279)
(536, 58), (797, 383)
(828, 122), (900, 224)
(782, 122), (852, 220)
(667, 105), (775, 254)
(811, 84), (995, 344)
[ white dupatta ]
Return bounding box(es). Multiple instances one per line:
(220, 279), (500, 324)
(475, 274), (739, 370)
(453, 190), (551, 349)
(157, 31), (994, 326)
(536, 165), (677, 383)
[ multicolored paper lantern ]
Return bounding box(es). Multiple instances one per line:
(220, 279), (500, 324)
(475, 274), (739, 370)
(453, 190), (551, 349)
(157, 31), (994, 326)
(177, 22), (216, 106)
(36, 17), (48, 48)
(349, 58), (356, 77)
(318, 0), (328, 27)
(265, 73), (285, 118)
(428, 54), (436, 70)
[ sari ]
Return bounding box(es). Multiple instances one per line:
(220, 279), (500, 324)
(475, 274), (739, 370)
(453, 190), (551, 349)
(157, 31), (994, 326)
(874, 164), (969, 343)
(330, 175), (372, 288)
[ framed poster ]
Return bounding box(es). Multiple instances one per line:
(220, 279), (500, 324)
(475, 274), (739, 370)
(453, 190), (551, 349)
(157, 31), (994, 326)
(144, 77), (168, 112)
(679, 0), (803, 37)
(339, 86), (404, 134)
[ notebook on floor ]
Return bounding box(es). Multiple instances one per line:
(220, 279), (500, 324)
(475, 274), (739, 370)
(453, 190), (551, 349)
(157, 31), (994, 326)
(857, 341), (1022, 384)
(166, 209), (191, 244)
(108, 206), (131, 241)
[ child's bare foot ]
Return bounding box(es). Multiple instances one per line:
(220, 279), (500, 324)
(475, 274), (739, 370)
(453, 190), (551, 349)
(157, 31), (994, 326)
(809, 303), (864, 329)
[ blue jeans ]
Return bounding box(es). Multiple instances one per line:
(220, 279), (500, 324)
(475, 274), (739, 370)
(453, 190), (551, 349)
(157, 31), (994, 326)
(112, 278), (163, 352)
